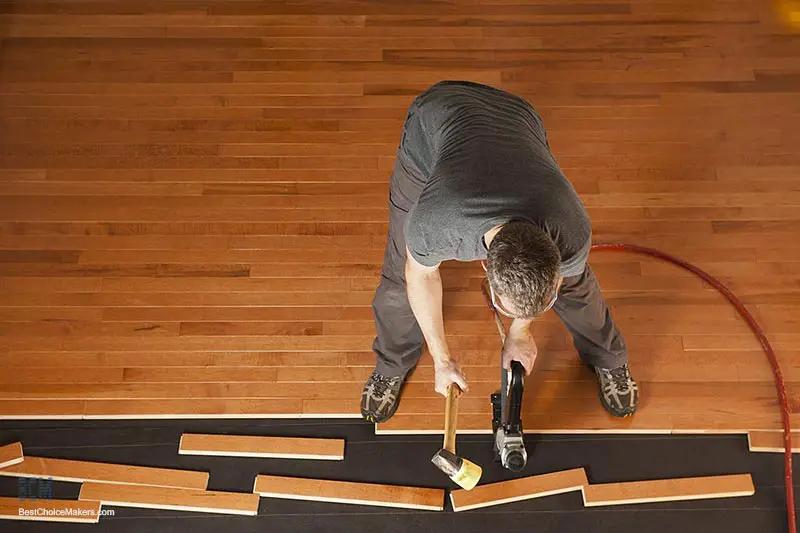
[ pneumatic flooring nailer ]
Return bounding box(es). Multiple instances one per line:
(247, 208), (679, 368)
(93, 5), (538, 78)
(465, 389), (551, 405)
(481, 279), (528, 472)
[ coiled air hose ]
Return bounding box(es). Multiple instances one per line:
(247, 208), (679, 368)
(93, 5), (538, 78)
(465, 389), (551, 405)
(592, 243), (795, 532)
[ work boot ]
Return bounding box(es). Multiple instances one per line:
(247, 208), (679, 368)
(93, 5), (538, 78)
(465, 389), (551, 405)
(594, 364), (639, 418)
(360, 369), (406, 424)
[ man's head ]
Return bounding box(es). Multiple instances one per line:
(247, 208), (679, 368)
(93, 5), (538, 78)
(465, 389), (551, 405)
(485, 220), (561, 319)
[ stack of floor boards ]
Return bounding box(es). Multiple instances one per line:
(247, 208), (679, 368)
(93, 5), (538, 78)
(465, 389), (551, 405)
(0, 436), (446, 522)
(178, 433), (447, 511)
(0, 438), (756, 522)
(0, 440), (258, 522)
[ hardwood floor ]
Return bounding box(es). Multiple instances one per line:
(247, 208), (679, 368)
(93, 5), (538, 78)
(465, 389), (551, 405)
(0, 0), (798, 435)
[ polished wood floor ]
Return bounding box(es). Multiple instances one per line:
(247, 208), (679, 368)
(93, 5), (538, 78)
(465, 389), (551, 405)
(0, 0), (798, 434)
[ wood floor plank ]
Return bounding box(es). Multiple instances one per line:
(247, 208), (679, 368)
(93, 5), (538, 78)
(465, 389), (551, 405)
(0, 381), (366, 400)
(376, 410), (791, 434)
(253, 475), (445, 510)
(82, 399), (305, 418)
(0, 497), (101, 523)
(747, 431), (800, 453)
(179, 433), (345, 460)
(0, 368), (125, 384)
(79, 482), (259, 516)
(0, 457), (209, 489)
(0, 400), (86, 419)
(0, 442), (24, 469)
(0, 350), (356, 368)
(450, 468), (588, 512)
(1, 82), (369, 96)
(581, 474), (756, 507)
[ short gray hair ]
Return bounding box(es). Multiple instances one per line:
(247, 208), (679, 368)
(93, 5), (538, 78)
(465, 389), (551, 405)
(486, 221), (560, 318)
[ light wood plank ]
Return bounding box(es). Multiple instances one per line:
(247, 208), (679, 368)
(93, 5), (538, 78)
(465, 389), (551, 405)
(0, 457), (208, 489)
(0, 497), (101, 523)
(582, 474), (755, 507)
(79, 482), (259, 516)
(377, 410), (794, 435)
(179, 433), (345, 460)
(0, 400), (86, 419)
(253, 475), (444, 511)
(747, 431), (800, 453)
(82, 399), (305, 418)
(0, 442), (24, 469)
(450, 468), (588, 512)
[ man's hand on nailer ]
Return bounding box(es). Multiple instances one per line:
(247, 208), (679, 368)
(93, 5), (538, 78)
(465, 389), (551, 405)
(433, 359), (469, 396)
(502, 327), (538, 375)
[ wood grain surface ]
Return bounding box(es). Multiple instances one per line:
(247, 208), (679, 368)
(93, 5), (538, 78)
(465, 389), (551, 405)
(747, 430), (800, 453)
(0, 442), (24, 469)
(179, 433), (345, 459)
(0, 0), (798, 434)
(0, 457), (209, 489)
(450, 468), (588, 511)
(0, 496), (101, 523)
(253, 474), (445, 510)
(582, 474), (756, 506)
(79, 482), (260, 516)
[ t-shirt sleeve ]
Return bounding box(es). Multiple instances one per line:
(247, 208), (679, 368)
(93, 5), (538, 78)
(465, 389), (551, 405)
(403, 208), (442, 267)
(559, 237), (590, 278)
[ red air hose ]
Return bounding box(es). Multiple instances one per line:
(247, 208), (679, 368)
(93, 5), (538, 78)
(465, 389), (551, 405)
(591, 243), (795, 532)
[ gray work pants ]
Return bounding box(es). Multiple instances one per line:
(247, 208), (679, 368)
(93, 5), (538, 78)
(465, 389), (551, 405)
(371, 154), (628, 378)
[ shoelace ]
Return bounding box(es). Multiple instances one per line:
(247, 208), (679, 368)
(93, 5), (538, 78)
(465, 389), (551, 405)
(608, 366), (631, 392)
(370, 372), (397, 398)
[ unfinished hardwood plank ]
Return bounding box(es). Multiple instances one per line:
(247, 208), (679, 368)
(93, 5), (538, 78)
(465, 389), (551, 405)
(179, 433), (345, 460)
(450, 468), (588, 512)
(79, 482), (259, 516)
(0, 457), (208, 489)
(747, 431), (800, 453)
(0, 497), (101, 523)
(0, 442), (23, 469)
(253, 475), (444, 511)
(582, 474), (756, 507)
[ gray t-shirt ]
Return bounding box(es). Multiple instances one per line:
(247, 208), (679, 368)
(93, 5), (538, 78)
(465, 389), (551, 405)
(401, 81), (592, 278)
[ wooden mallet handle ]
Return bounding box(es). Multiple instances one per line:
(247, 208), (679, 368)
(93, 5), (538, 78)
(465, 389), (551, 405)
(443, 384), (461, 453)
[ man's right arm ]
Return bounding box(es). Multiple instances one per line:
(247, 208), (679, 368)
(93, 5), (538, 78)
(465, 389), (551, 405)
(405, 247), (468, 394)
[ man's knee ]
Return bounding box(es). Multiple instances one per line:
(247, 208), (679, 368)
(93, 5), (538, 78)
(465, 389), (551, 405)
(373, 278), (411, 311)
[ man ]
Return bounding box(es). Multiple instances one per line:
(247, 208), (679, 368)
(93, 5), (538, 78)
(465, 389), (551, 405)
(361, 81), (638, 424)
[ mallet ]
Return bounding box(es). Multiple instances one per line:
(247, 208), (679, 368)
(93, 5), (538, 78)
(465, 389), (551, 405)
(430, 384), (482, 490)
